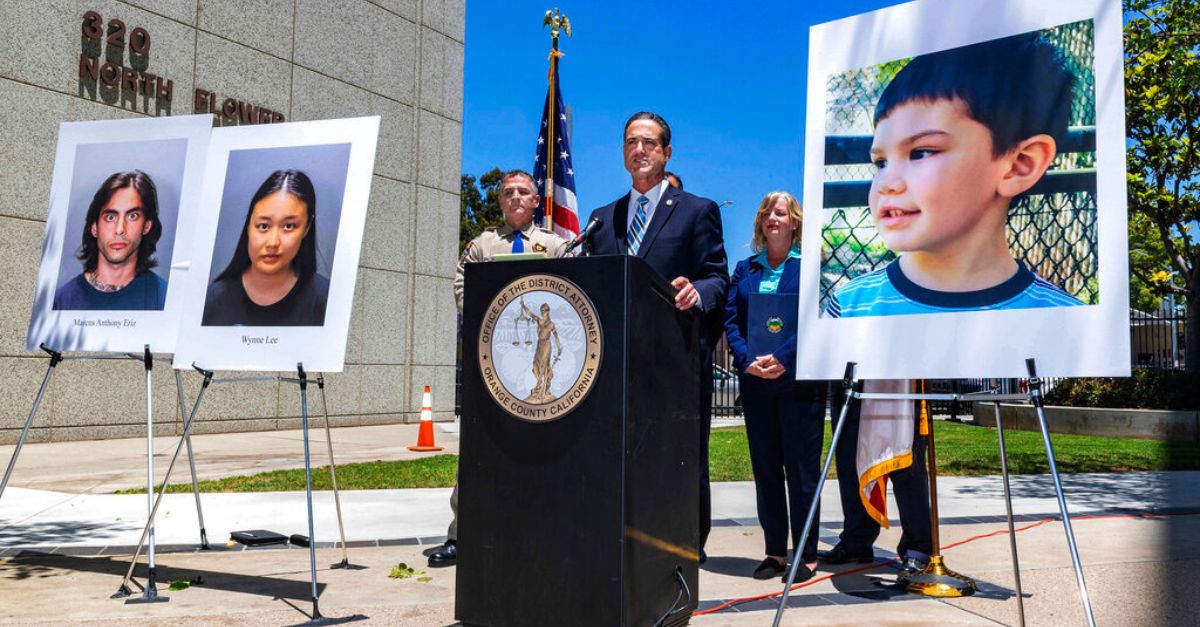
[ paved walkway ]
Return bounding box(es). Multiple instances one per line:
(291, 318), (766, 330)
(1, 424), (1198, 625)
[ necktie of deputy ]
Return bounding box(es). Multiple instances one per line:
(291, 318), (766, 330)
(627, 195), (649, 254)
(512, 231), (524, 253)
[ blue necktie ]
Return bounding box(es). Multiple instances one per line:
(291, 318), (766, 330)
(512, 231), (524, 253)
(627, 195), (649, 254)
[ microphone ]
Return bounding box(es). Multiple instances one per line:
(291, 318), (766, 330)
(564, 216), (604, 255)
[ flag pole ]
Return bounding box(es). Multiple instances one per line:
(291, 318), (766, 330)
(906, 379), (978, 597)
(542, 9), (571, 232)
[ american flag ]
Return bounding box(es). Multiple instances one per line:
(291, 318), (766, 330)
(533, 64), (579, 238)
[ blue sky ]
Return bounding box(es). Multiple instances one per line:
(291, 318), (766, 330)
(461, 0), (906, 265)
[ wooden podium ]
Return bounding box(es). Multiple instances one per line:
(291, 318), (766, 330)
(456, 255), (701, 627)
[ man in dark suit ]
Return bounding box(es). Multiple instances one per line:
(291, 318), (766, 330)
(588, 111), (729, 558)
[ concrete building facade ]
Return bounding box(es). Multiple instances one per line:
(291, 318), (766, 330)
(0, 0), (464, 443)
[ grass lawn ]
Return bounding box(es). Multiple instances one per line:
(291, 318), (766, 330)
(117, 454), (459, 494)
(119, 421), (1200, 493)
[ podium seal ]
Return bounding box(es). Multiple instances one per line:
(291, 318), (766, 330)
(478, 274), (602, 422)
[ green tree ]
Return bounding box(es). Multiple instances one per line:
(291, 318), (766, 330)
(1128, 211), (1173, 312)
(459, 167), (504, 252)
(1125, 0), (1200, 371)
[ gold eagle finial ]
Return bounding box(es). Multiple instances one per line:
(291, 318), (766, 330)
(543, 8), (571, 40)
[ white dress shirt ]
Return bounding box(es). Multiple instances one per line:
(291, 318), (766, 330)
(625, 179), (671, 233)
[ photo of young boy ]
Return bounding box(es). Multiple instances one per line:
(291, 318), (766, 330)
(823, 29), (1092, 318)
(796, 0), (1128, 380)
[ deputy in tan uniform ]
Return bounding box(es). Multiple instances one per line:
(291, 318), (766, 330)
(453, 169), (571, 311)
(431, 168), (571, 567)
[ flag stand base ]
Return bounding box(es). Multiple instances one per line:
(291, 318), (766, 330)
(904, 555), (978, 597)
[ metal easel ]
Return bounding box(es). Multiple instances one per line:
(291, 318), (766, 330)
(0, 343), (210, 604)
(773, 359), (1097, 627)
(112, 363), (358, 621)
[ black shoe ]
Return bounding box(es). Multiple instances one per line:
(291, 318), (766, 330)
(817, 544), (873, 565)
(752, 557), (786, 580)
(428, 540), (457, 567)
(897, 555), (928, 578)
(782, 562), (815, 584)
(699, 549), (707, 564)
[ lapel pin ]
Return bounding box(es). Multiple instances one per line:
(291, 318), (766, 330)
(665, 199), (674, 207)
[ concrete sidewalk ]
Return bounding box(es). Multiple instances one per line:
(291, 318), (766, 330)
(2, 424), (1198, 625)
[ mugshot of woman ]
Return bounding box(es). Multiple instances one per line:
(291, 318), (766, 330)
(201, 169), (330, 327)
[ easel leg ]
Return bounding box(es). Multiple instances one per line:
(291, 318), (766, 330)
(318, 376), (357, 569)
(174, 370), (209, 549)
(0, 346), (62, 503)
(994, 400), (1026, 627)
(1025, 359), (1097, 627)
(297, 365), (322, 620)
(127, 346), (168, 603)
(773, 363), (858, 627)
(114, 368), (213, 600)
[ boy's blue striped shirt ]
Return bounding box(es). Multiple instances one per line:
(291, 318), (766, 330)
(826, 259), (1083, 318)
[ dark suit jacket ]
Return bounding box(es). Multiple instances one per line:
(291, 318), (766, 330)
(722, 255), (800, 374)
(588, 185), (729, 350)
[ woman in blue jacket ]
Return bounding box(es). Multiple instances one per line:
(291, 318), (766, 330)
(723, 191), (826, 582)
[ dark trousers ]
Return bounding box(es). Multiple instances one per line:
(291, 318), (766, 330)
(740, 376), (827, 561)
(699, 362), (713, 551)
(829, 385), (933, 558)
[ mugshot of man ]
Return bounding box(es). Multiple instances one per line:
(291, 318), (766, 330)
(52, 170), (168, 311)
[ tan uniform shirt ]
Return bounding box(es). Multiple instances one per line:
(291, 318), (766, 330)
(454, 221), (572, 312)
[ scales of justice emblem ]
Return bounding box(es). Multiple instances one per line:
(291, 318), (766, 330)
(478, 274), (602, 422)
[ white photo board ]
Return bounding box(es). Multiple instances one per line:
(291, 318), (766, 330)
(26, 115), (212, 354)
(173, 116), (380, 372)
(795, 0), (1129, 379)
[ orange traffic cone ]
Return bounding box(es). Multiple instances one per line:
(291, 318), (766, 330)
(408, 385), (443, 452)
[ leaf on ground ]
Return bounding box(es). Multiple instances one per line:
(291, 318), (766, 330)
(389, 562), (427, 579)
(168, 580), (190, 590)
(416, 576), (433, 583)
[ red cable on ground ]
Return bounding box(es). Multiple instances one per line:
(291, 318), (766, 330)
(691, 510), (1200, 617)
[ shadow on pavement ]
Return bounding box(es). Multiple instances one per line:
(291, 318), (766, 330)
(949, 472), (1199, 514)
(0, 519), (140, 546)
(0, 551), (326, 602)
(827, 564), (910, 600)
(276, 595), (368, 626)
(826, 561), (1017, 603)
(699, 554), (759, 577)
(1163, 466), (1200, 625)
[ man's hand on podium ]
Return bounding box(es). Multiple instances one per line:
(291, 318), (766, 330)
(671, 276), (700, 311)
